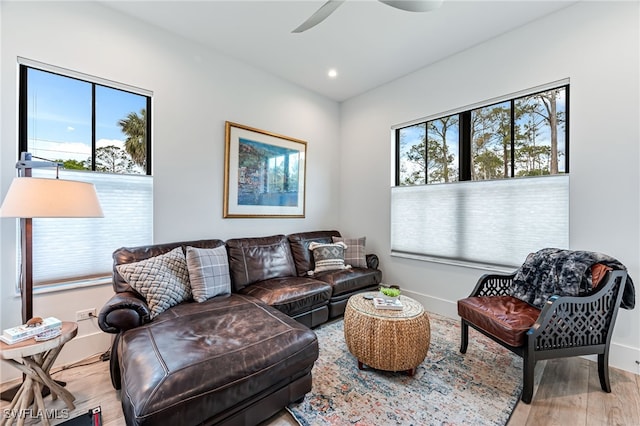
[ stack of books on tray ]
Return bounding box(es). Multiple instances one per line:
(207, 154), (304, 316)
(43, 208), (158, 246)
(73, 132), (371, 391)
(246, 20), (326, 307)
(0, 317), (62, 345)
(372, 297), (403, 311)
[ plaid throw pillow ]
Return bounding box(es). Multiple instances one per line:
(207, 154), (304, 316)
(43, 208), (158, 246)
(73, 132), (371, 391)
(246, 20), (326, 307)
(308, 241), (350, 274)
(117, 247), (192, 319)
(332, 236), (367, 268)
(186, 246), (231, 302)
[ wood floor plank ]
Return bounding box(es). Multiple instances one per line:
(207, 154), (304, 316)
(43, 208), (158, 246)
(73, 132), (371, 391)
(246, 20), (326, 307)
(520, 358), (590, 426)
(2, 353), (639, 425)
(507, 360), (547, 426)
(586, 360), (640, 426)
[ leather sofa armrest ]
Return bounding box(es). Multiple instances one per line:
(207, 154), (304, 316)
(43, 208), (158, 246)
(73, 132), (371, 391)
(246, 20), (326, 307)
(98, 291), (151, 334)
(366, 254), (379, 270)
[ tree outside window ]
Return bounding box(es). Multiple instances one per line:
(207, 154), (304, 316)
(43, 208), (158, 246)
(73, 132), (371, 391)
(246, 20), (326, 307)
(396, 85), (567, 186)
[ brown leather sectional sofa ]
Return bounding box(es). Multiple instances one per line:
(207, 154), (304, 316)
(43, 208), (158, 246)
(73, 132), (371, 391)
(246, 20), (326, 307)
(98, 230), (382, 425)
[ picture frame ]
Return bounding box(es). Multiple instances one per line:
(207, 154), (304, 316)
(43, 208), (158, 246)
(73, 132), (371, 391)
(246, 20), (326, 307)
(224, 121), (307, 218)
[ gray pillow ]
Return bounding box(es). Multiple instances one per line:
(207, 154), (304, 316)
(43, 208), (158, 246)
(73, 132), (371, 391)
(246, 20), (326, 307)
(186, 246), (231, 302)
(117, 246), (192, 319)
(332, 236), (367, 268)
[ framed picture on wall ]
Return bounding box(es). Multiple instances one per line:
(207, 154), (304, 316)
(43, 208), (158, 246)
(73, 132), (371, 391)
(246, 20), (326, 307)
(224, 121), (307, 218)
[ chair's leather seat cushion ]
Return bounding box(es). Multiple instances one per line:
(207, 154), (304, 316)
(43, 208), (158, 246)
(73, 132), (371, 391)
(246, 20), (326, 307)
(239, 276), (332, 317)
(312, 268), (382, 297)
(119, 294), (318, 426)
(457, 295), (541, 347)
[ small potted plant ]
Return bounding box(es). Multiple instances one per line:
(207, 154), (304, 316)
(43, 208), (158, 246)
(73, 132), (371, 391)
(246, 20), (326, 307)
(379, 285), (401, 301)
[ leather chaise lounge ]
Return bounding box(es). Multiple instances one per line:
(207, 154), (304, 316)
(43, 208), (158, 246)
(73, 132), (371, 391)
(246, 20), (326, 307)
(98, 230), (382, 425)
(118, 294), (317, 425)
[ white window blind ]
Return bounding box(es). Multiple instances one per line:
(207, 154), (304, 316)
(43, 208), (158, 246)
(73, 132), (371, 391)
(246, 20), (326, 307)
(390, 175), (569, 268)
(29, 168), (153, 286)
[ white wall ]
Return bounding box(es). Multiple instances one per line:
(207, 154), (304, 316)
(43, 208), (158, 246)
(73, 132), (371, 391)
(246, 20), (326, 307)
(340, 1), (640, 375)
(0, 1), (340, 382)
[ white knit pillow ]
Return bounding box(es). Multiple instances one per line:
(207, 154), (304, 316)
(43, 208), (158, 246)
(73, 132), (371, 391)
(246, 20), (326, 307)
(117, 247), (192, 319)
(308, 241), (351, 274)
(186, 246), (231, 302)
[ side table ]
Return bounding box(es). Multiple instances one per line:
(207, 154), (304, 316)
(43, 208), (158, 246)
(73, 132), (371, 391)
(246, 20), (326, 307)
(1, 321), (77, 426)
(344, 293), (430, 376)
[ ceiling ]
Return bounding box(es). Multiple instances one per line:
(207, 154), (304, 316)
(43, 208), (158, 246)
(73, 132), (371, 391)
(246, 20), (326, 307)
(100, 0), (577, 102)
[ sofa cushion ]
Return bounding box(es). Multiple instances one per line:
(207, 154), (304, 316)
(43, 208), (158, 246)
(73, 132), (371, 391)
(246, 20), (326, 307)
(308, 241), (349, 274)
(313, 268), (383, 297)
(332, 236), (367, 268)
(119, 294), (318, 426)
(186, 246), (231, 302)
(288, 230), (341, 276)
(226, 235), (297, 291)
(457, 295), (541, 347)
(239, 276), (332, 317)
(116, 247), (192, 319)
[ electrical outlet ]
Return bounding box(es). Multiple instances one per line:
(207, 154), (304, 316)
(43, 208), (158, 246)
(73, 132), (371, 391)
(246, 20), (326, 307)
(76, 308), (96, 321)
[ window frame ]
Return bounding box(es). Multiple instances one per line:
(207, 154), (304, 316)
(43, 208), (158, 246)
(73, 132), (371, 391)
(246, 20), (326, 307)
(18, 59), (152, 176)
(395, 82), (569, 186)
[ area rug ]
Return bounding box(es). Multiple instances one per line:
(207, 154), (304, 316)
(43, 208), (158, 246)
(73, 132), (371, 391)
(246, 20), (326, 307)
(288, 313), (522, 426)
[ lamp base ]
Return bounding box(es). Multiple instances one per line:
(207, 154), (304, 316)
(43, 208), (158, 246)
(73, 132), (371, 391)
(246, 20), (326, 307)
(0, 379), (66, 401)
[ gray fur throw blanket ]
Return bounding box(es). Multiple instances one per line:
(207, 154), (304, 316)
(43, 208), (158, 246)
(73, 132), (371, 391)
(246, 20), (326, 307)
(509, 248), (635, 310)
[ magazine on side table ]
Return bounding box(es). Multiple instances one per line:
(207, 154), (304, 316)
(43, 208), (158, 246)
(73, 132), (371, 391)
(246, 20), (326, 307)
(372, 297), (404, 311)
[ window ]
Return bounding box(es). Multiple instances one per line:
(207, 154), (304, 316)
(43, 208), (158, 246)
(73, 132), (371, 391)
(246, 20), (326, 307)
(21, 66), (151, 174)
(18, 60), (153, 287)
(397, 86), (567, 185)
(392, 83), (569, 267)
(397, 116), (460, 185)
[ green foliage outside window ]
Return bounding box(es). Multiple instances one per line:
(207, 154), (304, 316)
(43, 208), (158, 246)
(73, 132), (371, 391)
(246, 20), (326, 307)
(397, 86), (567, 185)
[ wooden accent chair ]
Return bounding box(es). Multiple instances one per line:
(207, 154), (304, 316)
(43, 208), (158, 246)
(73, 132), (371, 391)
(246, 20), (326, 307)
(458, 255), (630, 404)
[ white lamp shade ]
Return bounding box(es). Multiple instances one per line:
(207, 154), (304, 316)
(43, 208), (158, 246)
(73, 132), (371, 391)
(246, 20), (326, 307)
(0, 177), (104, 218)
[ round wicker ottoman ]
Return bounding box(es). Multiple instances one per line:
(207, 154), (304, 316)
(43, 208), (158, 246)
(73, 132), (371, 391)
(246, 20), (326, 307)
(344, 292), (430, 376)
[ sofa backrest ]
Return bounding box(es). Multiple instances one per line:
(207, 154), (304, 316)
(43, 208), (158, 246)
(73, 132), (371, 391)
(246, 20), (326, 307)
(287, 230), (341, 276)
(112, 239), (225, 294)
(226, 234), (297, 291)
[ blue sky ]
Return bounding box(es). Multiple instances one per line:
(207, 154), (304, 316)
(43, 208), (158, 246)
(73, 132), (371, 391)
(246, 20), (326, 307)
(27, 68), (146, 162)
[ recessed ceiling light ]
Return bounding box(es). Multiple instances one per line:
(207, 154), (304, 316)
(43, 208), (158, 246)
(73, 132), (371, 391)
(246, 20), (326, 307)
(328, 69), (338, 78)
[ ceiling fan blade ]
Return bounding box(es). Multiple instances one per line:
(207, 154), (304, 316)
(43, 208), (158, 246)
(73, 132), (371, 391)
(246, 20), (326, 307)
(292, 0), (346, 33)
(378, 0), (443, 13)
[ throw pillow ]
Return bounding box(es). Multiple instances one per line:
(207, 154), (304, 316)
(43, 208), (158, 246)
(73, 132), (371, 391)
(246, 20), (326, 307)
(332, 236), (367, 268)
(116, 247), (192, 319)
(186, 246), (231, 302)
(308, 241), (351, 274)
